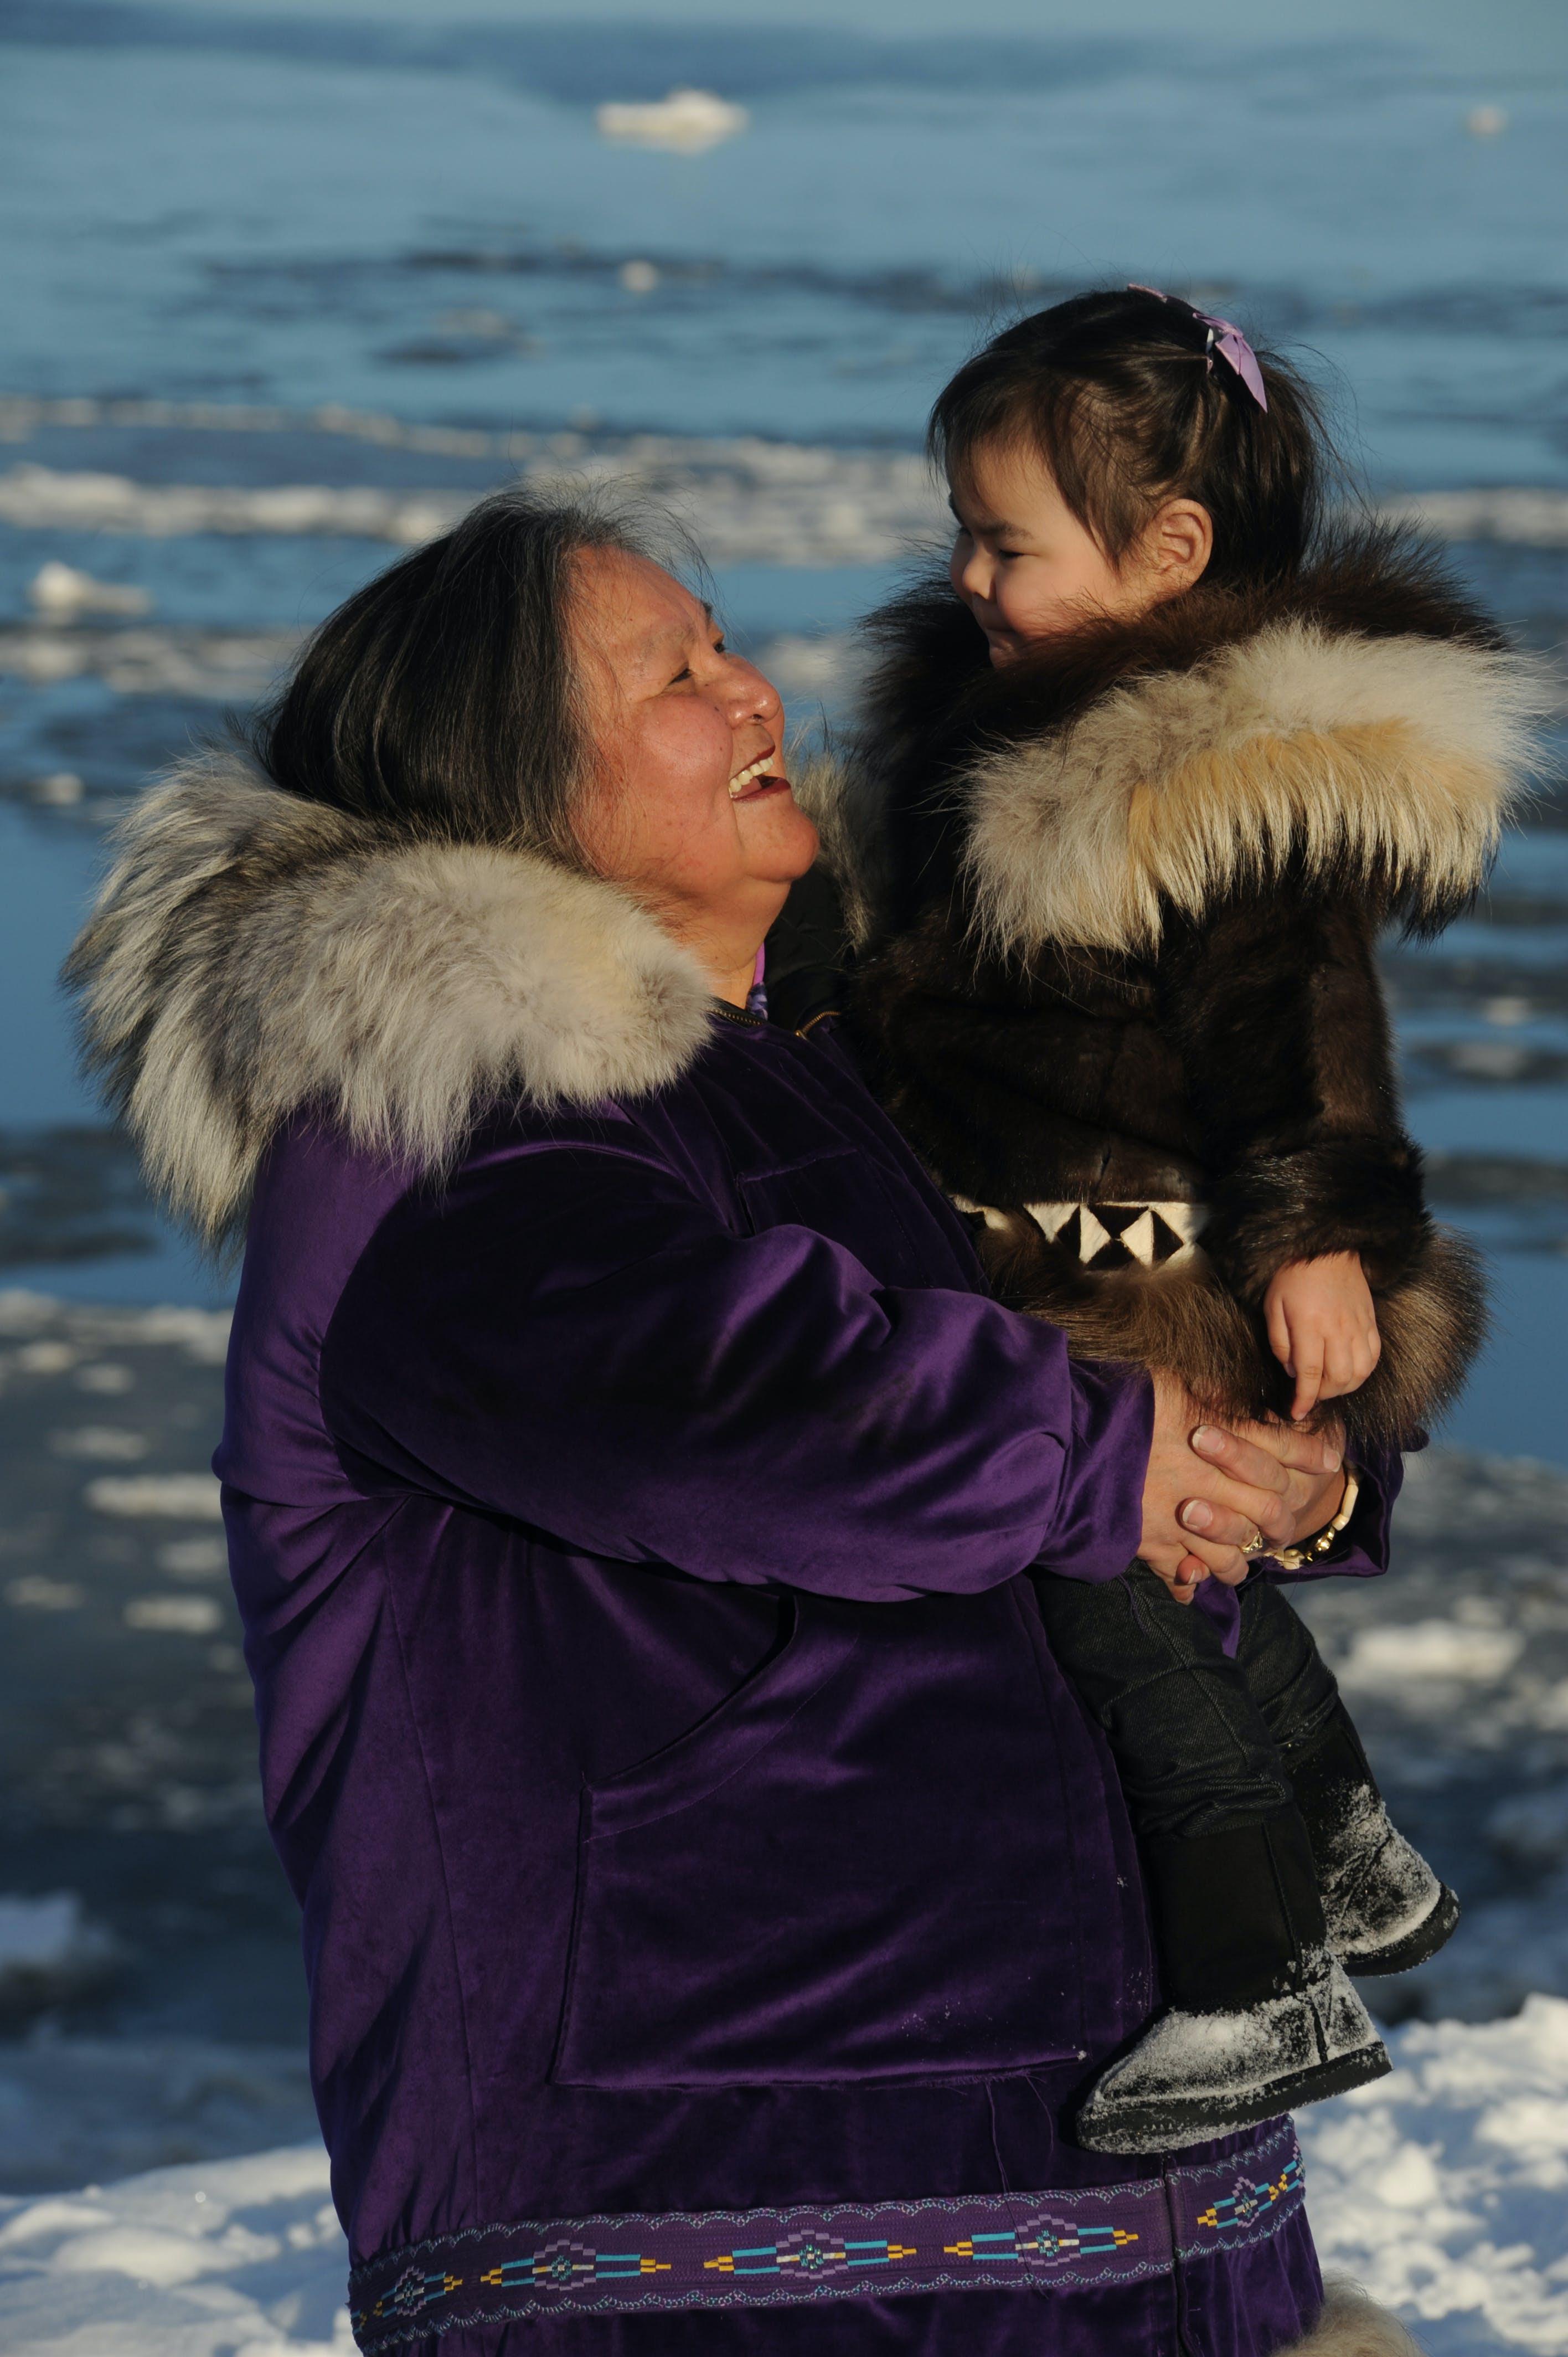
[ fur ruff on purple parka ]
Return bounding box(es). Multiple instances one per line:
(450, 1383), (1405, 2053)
(65, 751), (1409, 2355)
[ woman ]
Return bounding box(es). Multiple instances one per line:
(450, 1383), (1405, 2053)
(67, 490), (1398, 2356)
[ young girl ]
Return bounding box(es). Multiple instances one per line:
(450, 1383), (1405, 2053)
(799, 288), (1539, 2153)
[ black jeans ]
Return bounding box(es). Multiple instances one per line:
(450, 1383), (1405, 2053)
(1033, 1562), (1343, 1843)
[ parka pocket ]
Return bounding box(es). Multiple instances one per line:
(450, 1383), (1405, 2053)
(550, 1583), (1094, 2088)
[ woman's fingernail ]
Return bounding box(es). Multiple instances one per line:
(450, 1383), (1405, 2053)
(1180, 1499), (1213, 1532)
(1191, 1426), (1223, 1456)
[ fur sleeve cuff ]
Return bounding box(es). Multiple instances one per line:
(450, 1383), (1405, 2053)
(1203, 1136), (1430, 1301)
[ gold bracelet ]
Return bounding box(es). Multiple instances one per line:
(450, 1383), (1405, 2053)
(1269, 1470), (1360, 1572)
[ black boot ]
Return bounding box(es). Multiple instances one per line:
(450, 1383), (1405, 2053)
(1290, 1707), (1459, 1978)
(1074, 1809), (1389, 2154)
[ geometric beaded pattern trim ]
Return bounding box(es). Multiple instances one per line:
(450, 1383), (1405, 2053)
(1169, 2118), (1307, 2258)
(347, 2122), (1305, 2350)
(1026, 1198), (1206, 1271)
(950, 1191), (1206, 1272)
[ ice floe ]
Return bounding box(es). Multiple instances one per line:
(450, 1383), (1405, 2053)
(595, 89), (749, 153)
(7, 450), (1566, 580)
(0, 626), (299, 698)
(85, 1475), (223, 1522)
(27, 564), (151, 620)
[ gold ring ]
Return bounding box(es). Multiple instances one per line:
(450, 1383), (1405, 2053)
(1240, 1527), (1265, 1557)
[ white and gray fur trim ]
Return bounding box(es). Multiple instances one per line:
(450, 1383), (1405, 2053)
(787, 747), (888, 951)
(961, 625), (1546, 956)
(65, 750), (714, 1244)
(1277, 2278), (1425, 2355)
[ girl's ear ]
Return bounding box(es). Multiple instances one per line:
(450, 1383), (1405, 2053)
(1143, 499), (1214, 600)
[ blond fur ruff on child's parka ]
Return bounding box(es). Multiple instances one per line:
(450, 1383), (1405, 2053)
(813, 532), (1545, 1445)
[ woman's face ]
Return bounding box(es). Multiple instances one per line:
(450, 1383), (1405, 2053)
(570, 548), (819, 982)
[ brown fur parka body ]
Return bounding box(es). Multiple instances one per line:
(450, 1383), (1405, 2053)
(823, 533), (1541, 1447)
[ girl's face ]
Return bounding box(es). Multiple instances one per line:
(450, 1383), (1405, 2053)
(947, 439), (1211, 667)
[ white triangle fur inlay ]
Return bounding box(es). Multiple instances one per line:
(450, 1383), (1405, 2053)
(1121, 1209), (1157, 1266)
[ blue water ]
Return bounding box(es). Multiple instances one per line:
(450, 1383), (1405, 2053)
(0, 0), (1565, 1452)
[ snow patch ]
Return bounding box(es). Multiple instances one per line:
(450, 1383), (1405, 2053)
(1299, 1995), (1568, 2353)
(0, 2143), (347, 2355)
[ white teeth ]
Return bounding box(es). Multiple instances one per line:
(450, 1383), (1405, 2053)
(727, 756), (773, 797)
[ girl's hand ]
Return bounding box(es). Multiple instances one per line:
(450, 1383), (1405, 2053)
(1264, 1253), (1381, 1422)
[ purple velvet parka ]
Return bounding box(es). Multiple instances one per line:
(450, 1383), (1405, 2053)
(65, 753), (1396, 2356)
(216, 1010), (1392, 2356)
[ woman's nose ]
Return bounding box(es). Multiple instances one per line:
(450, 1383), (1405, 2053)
(721, 654), (782, 728)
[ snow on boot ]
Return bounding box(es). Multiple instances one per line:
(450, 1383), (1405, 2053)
(1074, 1947), (1390, 2154)
(1291, 1708), (1459, 1977)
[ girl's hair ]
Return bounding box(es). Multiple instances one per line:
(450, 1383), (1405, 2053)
(930, 287), (1330, 589)
(250, 482), (652, 860)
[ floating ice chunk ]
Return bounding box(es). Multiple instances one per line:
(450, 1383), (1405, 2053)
(14, 1340), (77, 1373)
(123, 1595), (224, 1635)
(86, 1475), (224, 1521)
(0, 1894), (115, 2010)
(618, 259), (659, 294)
(0, 1895), (92, 1972)
(1466, 104), (1508, 136)
(0, 467), (465, 545)
(157, 1537), (228, 1581)
(0, 1292), (66, 1336)
(110, 1306), (233, 1362)
(30, 770), (84, 806)
(76, 1364), (135, 1394)
(1337, 1618), (1524, 1690)
(28, 562), (151, 619)
(0, 626), (300, 699)
(6, 1578), (85, 1612)
(1378, 487), (1568, 547)
(595, 89), (749, 153)
(51, 1427), (148, 1462)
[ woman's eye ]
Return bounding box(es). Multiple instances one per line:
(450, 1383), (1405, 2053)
(668, 664), (693, 686)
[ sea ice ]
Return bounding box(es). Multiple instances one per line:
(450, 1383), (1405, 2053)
(27, 562), (151, 619)
(595, 89), (749, 153)
(85, 1475), (223, 1521)
(3, 2006), (1567, 2353)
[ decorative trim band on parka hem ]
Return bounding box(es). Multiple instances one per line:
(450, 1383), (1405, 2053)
(347, 2118), (1305, 2348)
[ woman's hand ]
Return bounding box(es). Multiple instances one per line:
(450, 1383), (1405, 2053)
(1264, 1252), (1381, 1421)
(1138, 1376), (1347, 1602)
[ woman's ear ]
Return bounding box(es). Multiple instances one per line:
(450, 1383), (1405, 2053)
(1143, 499), (1214, 600)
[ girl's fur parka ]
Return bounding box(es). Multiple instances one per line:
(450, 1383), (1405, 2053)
(811, 531), (1543, 1446)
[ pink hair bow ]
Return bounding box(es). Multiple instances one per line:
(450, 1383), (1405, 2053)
(1128, 285), (1268, 413)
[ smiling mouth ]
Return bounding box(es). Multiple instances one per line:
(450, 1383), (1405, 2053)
(728, 755), (787, 801)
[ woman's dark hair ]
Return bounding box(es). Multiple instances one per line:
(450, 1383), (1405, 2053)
(930, 288), (1331, 589)
(250, 483), (652, 857)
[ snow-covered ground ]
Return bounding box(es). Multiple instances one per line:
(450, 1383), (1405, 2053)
(1299, 1999), (1568, 2354)
(0, 2004), (1565, 2355)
